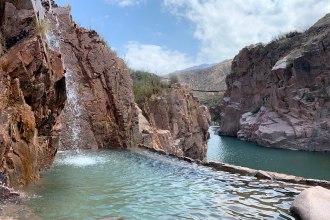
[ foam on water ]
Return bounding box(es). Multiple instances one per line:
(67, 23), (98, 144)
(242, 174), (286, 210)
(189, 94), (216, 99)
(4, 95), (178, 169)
(56, 153), (107, 167)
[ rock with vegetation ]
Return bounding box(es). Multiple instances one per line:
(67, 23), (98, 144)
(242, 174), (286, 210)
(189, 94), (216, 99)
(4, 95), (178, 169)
(131, 70), (168, 106)
(169, 60), (232, 123)
(0, 0), (66, 187)
(290, 186), (330, 220)
(220, 14), (330, 151)
(132, 71), (211, 160)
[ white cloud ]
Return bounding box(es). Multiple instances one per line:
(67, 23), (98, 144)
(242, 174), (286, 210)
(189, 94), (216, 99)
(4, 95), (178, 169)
(163, 0), (330, 63)
(124, 42), (194, 75)
(105, 0), (145, 7)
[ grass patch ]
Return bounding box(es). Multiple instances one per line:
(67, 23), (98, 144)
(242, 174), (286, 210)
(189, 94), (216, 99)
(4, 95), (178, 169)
(99, 35), (108, 47)
(37, 19), (50, 39)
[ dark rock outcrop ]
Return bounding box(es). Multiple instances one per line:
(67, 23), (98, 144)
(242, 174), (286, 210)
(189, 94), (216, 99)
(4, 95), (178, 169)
(0, 0), (66, 187)
(290, 186), (330, 220)
(134, 84), (211, 160)
(220, 14), (330, 151)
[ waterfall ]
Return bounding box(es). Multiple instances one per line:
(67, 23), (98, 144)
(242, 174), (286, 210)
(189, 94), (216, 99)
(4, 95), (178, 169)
(48, 0), (53, 12)
(32, 0), (82, 150)
(64, 69), (82, 149)
(31, 0), (45, 19)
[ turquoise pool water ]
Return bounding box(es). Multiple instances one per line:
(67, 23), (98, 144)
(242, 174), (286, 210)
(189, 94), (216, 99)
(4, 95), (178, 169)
(207, 126), (330, 180)
(15, 149), (306, 219)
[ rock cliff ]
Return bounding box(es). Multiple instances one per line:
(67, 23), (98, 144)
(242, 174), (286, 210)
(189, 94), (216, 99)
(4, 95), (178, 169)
(220, 14), (330, 151)
(134, 84), (211, 160)
(44, 5), (136, 150)
(0, 0), (66, 186)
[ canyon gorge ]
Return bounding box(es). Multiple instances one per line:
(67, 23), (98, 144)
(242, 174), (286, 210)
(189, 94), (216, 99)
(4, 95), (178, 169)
(0, 0), (210, 189)
(0, 0), (329, 219)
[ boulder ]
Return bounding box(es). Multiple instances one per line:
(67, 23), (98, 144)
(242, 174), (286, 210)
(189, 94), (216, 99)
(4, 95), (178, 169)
(290, 186), (330, 220)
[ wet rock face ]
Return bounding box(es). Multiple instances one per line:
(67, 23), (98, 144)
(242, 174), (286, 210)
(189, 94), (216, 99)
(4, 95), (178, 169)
(47, 7), (136, 150)
(0, 185), (20, 201)
(135, 84), (211, 160)
(220, 14), (330, 151)
(0, 0), (66, 186)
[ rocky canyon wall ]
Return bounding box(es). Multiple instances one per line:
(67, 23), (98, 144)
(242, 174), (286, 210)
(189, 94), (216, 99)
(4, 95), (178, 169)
(0, 0), (66, 186)
(0, 0), (210, 189)
(220, 14), (330, 151)
(134, 84), (211, 160)
(44, 5), (136, 150)
(47, 4), (210, 158)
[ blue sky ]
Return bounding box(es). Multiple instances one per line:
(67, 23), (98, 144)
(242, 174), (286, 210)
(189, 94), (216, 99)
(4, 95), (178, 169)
(56, 0), (330, 75)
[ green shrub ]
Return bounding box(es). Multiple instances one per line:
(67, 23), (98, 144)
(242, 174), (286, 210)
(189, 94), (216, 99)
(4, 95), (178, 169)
(251, 101), (264, 114)
(272, 31), (301, 42)
(212, 114), (221, 125)
(169, 75), (179, 84)
(320, 88), (330, 102)
(131, 70), (167, 105)
(65, 3), (72, 12)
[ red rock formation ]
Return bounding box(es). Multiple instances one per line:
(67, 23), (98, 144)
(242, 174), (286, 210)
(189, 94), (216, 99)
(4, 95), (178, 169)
(45, 7), (136, 150)
(135, 84), (211, 160)
(0, 0), (209, 191)
(220, 14), (330, 151)
(0, 0), (66, 187)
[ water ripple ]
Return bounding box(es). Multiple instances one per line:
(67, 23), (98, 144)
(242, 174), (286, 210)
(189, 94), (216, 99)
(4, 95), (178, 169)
(19, 149), (305, 219)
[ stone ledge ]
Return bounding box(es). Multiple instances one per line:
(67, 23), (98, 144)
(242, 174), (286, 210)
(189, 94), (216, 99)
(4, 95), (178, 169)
(138, 145), (330, 189)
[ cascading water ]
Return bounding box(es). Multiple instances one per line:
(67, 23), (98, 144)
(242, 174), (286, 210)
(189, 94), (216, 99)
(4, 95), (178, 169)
(48, 0), (52, 12)
(63, 70), (82, 150)
(33, 0), (82, 150)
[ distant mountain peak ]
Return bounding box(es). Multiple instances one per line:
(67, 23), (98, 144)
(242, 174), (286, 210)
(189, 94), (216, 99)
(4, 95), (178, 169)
(172, 63), (217, 74)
